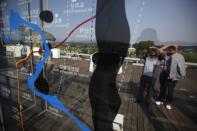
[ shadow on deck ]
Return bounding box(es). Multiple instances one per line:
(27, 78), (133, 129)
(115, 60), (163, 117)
(24, 63), (197, 131)
(1, 57), (197, 131)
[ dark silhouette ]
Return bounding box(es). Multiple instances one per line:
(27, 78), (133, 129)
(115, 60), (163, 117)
(39, 10), (53, 23)
(34, 10), (54, 95)
(137, 28), (160, 44)
(89, 0), (130, 130)
(35, 69), (49, 95)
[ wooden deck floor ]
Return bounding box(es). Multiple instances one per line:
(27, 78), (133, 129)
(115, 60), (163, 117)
(1, 57), (197, 131)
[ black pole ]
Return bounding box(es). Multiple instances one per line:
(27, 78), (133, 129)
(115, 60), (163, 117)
(27, 1), (34, 73)
(39, 0), (46, 78)
(40, 0), (44, 30)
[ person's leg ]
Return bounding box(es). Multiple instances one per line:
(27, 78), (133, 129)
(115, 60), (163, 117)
(157, 71), (166, 102)
(166, 80), (177, 105)
(159, 83), (167, 102)
(145, 77), (154, 105)
(157, 79), (167, 105)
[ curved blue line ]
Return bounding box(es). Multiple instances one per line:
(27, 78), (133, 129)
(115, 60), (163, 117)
(9, 10), (91, 131)
(0, 32), (10, 44)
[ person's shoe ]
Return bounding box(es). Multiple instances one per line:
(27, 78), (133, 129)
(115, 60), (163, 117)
(156, 101), (163, 105)
(166, 104), (172, 110)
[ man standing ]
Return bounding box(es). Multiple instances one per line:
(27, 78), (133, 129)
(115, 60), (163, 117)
(136, 47), (160, 105)
(156, 45), (186, 110)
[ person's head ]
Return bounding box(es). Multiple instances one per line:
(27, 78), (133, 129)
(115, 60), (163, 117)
(166, 45), (177, 56)
(148, 47), (158, 57)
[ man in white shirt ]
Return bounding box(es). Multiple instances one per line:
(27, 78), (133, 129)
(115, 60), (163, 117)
(136, 47), (160, 105)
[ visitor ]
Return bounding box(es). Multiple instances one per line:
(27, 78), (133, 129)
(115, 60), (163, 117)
(156, 45), (186, 110)
(136, 47), (161, 105)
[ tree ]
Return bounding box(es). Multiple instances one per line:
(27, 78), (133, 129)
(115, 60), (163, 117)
(133, 41), (155, 57)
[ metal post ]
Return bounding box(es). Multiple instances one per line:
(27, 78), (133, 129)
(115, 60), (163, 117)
(39, 0), (46, 78)
(27, 1), (34, 75)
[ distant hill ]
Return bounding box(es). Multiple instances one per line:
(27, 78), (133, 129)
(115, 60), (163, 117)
(137, 28), (160, 44)
(137, 28), (197, 46)
(159, 41), (197, 46)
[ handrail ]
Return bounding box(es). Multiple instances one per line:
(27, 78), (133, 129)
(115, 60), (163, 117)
(185, 62), (197, 66)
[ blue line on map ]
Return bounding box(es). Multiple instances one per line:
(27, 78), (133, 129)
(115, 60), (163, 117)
(7, 10), (90, 131)
(0, 32), (10, 44)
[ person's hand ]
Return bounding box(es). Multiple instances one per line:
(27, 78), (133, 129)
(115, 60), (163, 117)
(158, 45), (171, 54)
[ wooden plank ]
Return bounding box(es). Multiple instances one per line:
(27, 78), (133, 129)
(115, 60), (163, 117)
(172, 106), (197, 131)
(7, 59), (197, 131)
(160, 105), (183, 131)
(165, 107), (182, 131)
(149, 122), (155, 131)
(154, 105), (177, 131)
(143, 106), (150, 131)
(146, 105), (155, 131)
(124, 98), (133, 131)
(36, 115), (51, 131)
(137, 104), (144, 131)
(150, 105), (169, 131)
(131, 102), (137, 131)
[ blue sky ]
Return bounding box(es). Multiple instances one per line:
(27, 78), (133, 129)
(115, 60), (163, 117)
(1, 0), (197, 44)
(126, 0), (197, 43)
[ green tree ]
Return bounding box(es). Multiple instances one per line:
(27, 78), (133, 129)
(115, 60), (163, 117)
(133, 41), (155, 57)
(128, 51), (136, 57)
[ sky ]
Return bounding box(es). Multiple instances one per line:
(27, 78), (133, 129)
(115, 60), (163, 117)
(126, 0), (197, 44)
(0, 0), (197, 45)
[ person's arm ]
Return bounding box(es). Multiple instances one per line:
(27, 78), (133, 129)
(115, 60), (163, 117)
(158, 45), (169, 55)
(177, 54), (186, 78)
